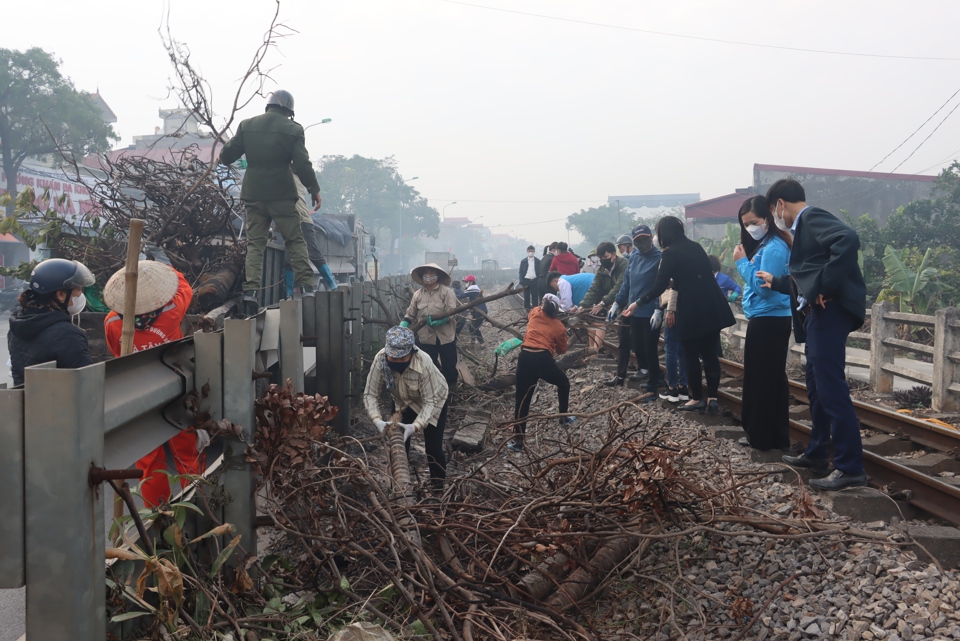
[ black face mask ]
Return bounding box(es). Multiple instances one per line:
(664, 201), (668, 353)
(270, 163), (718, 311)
(387, 360), (410, 374)
(634, 237), (653, 253)
(600, 258), (614, 269)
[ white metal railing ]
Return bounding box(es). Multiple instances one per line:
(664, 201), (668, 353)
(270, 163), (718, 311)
(722, 301), (960, 412)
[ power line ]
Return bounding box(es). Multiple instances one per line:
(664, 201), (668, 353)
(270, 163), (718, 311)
(870, 85), (960, 171)
(438, 0), (960, 61)
(889, 97), (960, 174)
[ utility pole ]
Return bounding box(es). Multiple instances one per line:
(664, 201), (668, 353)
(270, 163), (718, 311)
(616, 199), (622, 234)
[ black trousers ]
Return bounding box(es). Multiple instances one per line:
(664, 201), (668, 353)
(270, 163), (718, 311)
(616, 318), (633, 379)
(682, 332), (722, 401)
(419, 339), (458, 389)
(742, 316), (792, 450)
(521, 278), (539, 308)
(400, 405), (447, 480)
(630, 316), (662, 393)
(514, 349), (570, 436)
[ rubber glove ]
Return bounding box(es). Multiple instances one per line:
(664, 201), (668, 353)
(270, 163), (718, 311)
(319, 263), (338, 290)
(494, 337), (523, 356)
(606, 302), (620, 323)
(426, 315), (449, 327)
(399, 422), (417, 443)
(374, 419), (389, 434)
(399, 320), (411, 328)
(727, 291), (739, 302)
(650, 308), (664, 330)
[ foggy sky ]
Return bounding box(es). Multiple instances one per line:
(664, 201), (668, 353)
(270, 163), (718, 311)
(7, 0), (960, 246)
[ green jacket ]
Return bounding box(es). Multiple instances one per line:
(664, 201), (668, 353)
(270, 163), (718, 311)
(219, 110), (320, 202)
(580, 255), (628, 307)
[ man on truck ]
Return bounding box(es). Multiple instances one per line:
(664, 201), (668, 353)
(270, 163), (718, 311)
(218, 90), (319, 315)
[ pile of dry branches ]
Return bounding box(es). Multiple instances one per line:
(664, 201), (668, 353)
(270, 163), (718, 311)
(243, 384), (856, 641)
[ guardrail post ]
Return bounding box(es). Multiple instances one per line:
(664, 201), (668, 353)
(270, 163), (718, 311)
(870, 300), (896, 393)
(933, 306), (960, 412)
(222, 318), (257, 560)
(280, 299), (304, 392)
(349, 284), (363, 396)
(0, 387), (24, 588)
(195, 331), (224, 422)
(24, 362), (106, 641)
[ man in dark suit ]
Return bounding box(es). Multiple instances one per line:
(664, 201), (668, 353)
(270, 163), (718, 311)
(766, 179), (867, 491)
(518, 245), (541, 309)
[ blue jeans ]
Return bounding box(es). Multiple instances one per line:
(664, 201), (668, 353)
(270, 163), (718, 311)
(663, 323), (687, 388)
(803, 302), (864, 474)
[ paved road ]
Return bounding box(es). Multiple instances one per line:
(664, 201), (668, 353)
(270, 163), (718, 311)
(0, 311), (24, 641)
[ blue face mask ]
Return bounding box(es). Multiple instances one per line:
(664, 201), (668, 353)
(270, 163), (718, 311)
(387, 360), (410, 374)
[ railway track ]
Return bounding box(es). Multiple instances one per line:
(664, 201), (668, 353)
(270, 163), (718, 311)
(716, 357), (960, 527)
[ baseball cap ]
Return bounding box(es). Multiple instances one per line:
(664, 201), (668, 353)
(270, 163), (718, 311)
(631, 224), (652, 238)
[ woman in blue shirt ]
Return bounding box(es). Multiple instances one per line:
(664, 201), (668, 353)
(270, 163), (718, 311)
(733, 195), (793, 451)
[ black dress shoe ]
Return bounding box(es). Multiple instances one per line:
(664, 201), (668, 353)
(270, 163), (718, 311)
(809, 469), (868, 491)
(706, 399), (719, 415)
(781, 453), (831, 474)
(628, 373), (646, 382)
(676, 400), (706, 414)
(604, 376), (625, 387)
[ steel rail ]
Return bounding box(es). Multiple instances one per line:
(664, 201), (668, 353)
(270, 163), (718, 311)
(718, 357), (960, 453)
(716, 388), (960, 527)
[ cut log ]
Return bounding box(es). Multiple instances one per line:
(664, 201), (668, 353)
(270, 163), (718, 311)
(480, 348), (591, 391)
(386, 411), (420, 548)
(544, 536), (634, 611)
(195, 262), (241, 311)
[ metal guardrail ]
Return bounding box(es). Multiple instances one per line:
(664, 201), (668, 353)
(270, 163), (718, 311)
(0, 315), (268, 640)
(722, 301), (960, 411)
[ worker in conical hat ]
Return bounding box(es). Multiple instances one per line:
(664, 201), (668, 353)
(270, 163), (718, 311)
(103, 245), (204, 507)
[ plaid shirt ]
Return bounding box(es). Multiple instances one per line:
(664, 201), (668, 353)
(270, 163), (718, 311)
(363, 348), (449, 430)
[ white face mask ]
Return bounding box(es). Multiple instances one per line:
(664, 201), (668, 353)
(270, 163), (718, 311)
(527, 252), (535, 258)
(772, 203), (790, 232)
(67, 293), (86, 316)
(745, 222), (768, 240)
(590, 256), (599, 265)
(422, 274), (438, 285)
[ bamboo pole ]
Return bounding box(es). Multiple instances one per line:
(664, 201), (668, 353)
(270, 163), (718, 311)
(120, 219), (145, 357)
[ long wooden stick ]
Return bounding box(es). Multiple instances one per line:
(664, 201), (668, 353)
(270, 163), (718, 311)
(120, 218), (145, 357)
(409, 283), (525, 333)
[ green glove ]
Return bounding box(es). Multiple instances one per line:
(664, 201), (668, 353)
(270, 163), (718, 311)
(727, 291), (739, 302)
(426, 315), (449, 327)
(399, 320), (410, 328)
(494, 337), (523, 356)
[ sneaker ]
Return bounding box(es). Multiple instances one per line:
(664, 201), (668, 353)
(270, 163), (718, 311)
(809, 469), (868, 491)
(604, 376), (625, 387)
(506, 438), (524, 452)
(781, 453), (831, 474)
(638, 392), (658, 404)
(660, 387), (680, 403)
(677, 400), (705, 414)
(559, 416), (577, 427)
(678, 386), (690, 401)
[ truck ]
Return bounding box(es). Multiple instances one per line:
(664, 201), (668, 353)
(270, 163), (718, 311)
(310, 213), (369, 284)
(424, 251), (458, 270)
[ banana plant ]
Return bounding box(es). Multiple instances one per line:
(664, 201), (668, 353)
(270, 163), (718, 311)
(877, 244), (942, 315)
